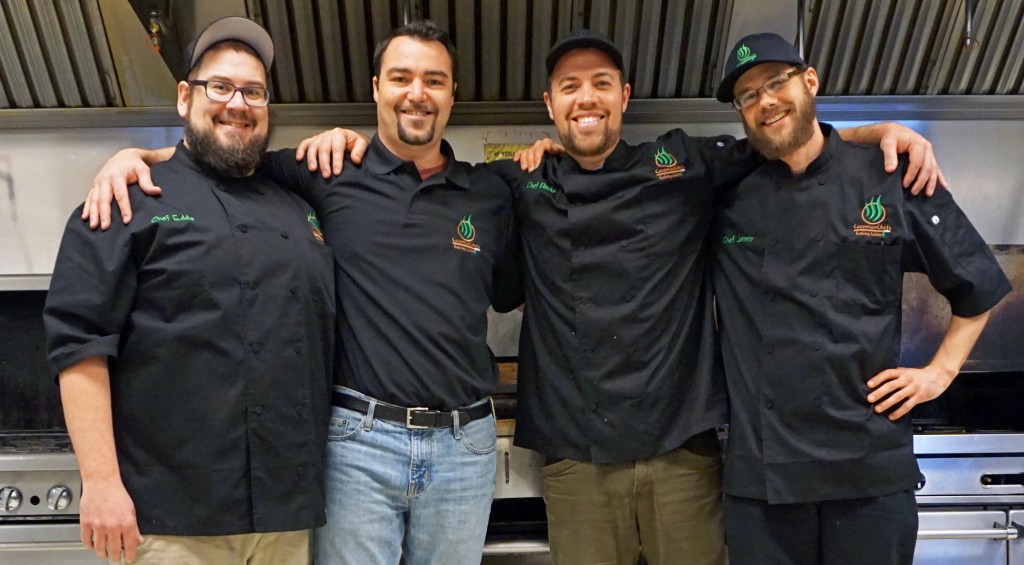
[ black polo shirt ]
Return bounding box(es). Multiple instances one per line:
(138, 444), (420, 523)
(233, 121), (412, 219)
(45, 142), (336, 535)
(263, 135), (517, 410)
(488, 129), (759, 463)
(711, 124), (1012, 504)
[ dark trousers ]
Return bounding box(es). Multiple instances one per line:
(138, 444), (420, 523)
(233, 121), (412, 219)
(723, 490), (918, 565)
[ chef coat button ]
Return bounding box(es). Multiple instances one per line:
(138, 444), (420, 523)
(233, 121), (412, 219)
(295, 405), (304, 415)
(624, 294), (633, 302)
(815, 234), (823, 241)
(254, 406), (264, 415)
(767, 345), (775, 354)
(771, 240), (778, 246)
(767, 292), (776, 301)
(818, 179), (826, 186)
(765, 399), (774, 409)
(290, 285), (299, 295)
(578, 245), (587, 252)
(249, 342), (260, 353)
(571, 272), (580, 281)
(716, 141), (725, 148)
(620, 240), (628, 248)
(589, 403), (598, 411)
(810, 290), (818, 297)
(238, 224), (248, 233)
(281, 231), (289, 239)
(296, 464), (305, 475)
(248, 280), (257, 290)
(579, 297), (590, 305)
(813, 343), (821, 351)
(814, 397), (824, 407)
(293, 345), (302, 353)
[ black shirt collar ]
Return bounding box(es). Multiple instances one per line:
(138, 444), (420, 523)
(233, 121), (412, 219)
(555, 139), (631, 174)
(365, 134), (470, 189)
(762, 122), (837, 180)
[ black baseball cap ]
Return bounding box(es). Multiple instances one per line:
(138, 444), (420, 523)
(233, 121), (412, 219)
(546, 29), (624, 76)
(187, 16), (274, 73)
(715, 33), (806, 103)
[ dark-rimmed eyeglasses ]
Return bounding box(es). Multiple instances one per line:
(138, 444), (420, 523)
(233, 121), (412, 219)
(188, 80), (271, 107)
(732, 68), (806, 110)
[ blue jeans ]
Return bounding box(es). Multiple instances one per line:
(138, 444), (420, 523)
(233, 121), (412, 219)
(314, 386), (497, 565)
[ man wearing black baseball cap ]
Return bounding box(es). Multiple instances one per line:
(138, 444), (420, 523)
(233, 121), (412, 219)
(711, 32), (1009, 565)
(46, 16), (334, 564)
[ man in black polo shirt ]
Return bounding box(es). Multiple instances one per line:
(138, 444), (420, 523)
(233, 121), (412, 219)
(712, 33), (1011, 564)
(44, 18), (334, 564)
(79, 21), (516, 565)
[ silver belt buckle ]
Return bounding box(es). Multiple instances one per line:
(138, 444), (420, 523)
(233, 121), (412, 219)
(405, 407), (430, 429)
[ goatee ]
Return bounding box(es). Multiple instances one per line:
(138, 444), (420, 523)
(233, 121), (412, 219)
(744, 84), (817, 161)
(184, 114), (268, 177)
(559, 126), (616, 160)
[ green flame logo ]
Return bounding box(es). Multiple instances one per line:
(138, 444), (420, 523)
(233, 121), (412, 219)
(458, 215), (476, 241)
(307, 212), (321, 231)
(654, 146), (678, 167)
(861, 195), (886, 224)
(736, 44), (757, 65)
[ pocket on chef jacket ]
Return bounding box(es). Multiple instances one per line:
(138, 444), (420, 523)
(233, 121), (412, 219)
(832, 241), (903, 314)
(326, 407), (364, 441)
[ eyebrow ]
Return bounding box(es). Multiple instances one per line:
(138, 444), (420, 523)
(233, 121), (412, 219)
(385, 67), (450, 79)
(556, 70), (616, 86)
(201, 75), (266, 88)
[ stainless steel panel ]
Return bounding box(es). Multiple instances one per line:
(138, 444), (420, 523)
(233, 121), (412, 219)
(316, 0), (349, 103)
(505, 0), (527, 101)
(896, 0), (943, 95)
(917, 456), (1024, 497)
(914, 511), (1008, 565)
(630, 1), (662, 98)
(587, 0), (612, 32)
(924, 0), (963, 95)
(0, 523), (92, 565)
(611, 1), (638, 80)
(0, 5), (33, 108)
(971, 0), (1024, 94)
(823, 0), (868, 95)
(994, 6), (1024, 95)
(480, 0), (501, 101)
(915, 434), (1024, 456)
(81, 0), (122, 106)
(454, 0), (476, 100)
(655, 1), (686, 98)
(29, 2), (82, 107)
(7, 0), (59, 107)
(528, 0), (556, 99)
(492, 437), (544, 500)
(807, 0), (841, 93)
(948, 0), (997, 95)
(873, 0), (916, 94)
(258, 0), (298, 102)
(847, 0), (892, 95)
(54, 1), (108, 107)
(1011, 510), (1024, 564)
(290, 0), (324, 103)
(681, 0), (716, 97)
(342, 0), (372, 102)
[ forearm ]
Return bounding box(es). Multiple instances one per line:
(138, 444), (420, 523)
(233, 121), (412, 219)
(928, 311), (992, 379)
(59, 356), (122, 483)
(836, 122), (892, 144)
(138, 146), (175, 165)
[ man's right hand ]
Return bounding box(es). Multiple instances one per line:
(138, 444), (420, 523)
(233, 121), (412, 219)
(79, 477), (144, 562)
(83, 148), (164, 231)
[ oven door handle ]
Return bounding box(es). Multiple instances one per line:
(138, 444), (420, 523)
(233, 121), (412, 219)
(917, 522), (1020, 541)
(0, 541), (85, 552)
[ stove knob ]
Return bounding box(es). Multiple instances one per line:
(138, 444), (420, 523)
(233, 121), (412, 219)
(47, 486), (73, 511)
(0, 487), (22, 512)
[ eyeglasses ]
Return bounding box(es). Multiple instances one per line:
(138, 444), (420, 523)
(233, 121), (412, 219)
(188, 80), (271, 107)
(732, 68), (806, 110)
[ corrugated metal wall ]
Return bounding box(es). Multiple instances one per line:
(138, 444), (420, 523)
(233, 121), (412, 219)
(2, 0), (1022, 109)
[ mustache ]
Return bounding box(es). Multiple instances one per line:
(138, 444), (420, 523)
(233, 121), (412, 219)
(216, 110), (255, 127)
(398, 103), (436, 113)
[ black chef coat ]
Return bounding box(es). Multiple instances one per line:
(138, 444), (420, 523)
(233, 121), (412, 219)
(263, 135), (518, 410)
(712, 124), (1012, 504)
(45, 142), (336, 536)
(488, 129), (759, 463)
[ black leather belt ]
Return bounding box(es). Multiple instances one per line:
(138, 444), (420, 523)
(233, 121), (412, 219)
(331, 391), (493, 430)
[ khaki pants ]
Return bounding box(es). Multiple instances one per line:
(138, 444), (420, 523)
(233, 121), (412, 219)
(132, 529), (309, 565)
(543, 430), (725, 565)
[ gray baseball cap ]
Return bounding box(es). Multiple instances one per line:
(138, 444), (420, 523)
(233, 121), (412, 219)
(187, 16), (274, 72)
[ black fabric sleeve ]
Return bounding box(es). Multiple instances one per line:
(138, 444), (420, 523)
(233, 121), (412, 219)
(482, 161), (525, 312)
(901, 183), (1012, 317)
(44, 203), (140, 373)
(262, 149), (325, 202)
(690, 133), (764, 195)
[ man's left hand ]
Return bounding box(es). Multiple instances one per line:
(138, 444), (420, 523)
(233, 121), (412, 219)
(878, 123), (948, 196)
(866, 366), (956, 421)
(295, 128), (371, 178)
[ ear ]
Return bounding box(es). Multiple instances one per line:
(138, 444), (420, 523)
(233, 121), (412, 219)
(621, 82), (631, 112)
(805, 67), (820, 96)
(543, 91), (554, 121)
(176, 81), (190, 119)
(372, 76), (379, 103)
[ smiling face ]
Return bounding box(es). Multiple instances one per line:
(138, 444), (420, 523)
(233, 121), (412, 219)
(734, 62), (819, 161)
(544, 48), (630, 168)
(177, 43), (270, 176)
(373, 35), (455, 155)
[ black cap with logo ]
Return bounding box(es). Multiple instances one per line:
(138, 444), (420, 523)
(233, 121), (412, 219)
(186, 16), (274, 74)
(546, 28), (624, 76)
(715, 32), (806, 103)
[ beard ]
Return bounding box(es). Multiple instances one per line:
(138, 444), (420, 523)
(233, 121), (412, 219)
(557, 120), (618, 160)
(183, 108), (268, 177)
(396, 104), (438, 146)
(743, 83), (817, 161)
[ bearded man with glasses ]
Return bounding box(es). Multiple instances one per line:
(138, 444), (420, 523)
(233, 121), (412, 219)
(44, 17), (335, 564)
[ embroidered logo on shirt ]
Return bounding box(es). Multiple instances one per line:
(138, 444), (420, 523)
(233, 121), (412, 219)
(451, 215), (481, 254)
(736, 44), (757, 65)
(307, 212), (325, 244)
(526, 180), (556, 194)
(722, 235), (755, 244)
(852, 195), (892, 238)
(654, 146), (685, 180)
(151, 214), (194, 223)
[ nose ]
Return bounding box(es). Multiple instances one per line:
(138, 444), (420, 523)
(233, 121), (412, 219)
(408, 78), (427, 102)
(225, 88), (248, 110)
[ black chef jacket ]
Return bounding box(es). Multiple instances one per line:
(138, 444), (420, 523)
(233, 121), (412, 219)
(45, 142), (336, 536)
(263, 135), (518, 410)
(712, 124), (1011, 504)
(488, 129), (759, 463)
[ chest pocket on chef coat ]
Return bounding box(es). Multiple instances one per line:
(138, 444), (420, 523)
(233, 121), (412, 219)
(832, 241), (903, 314)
